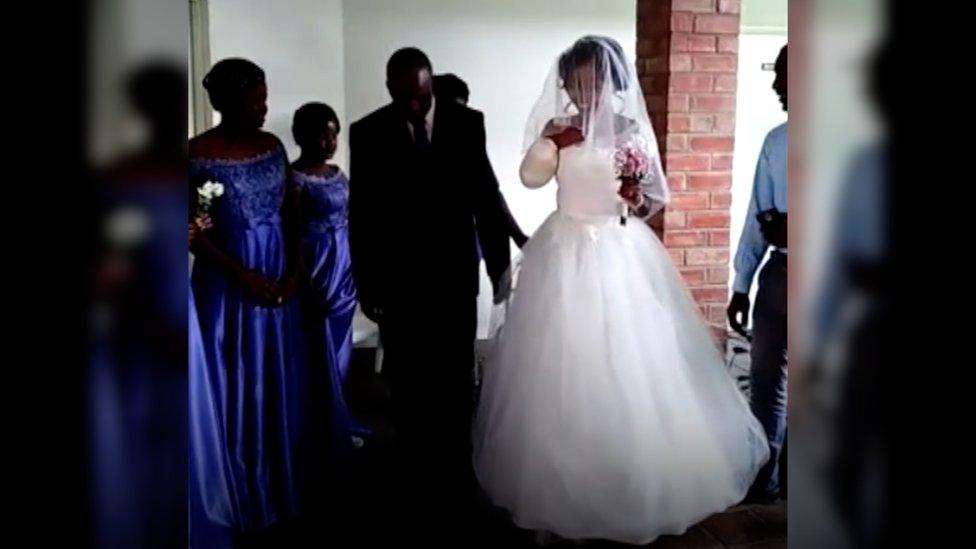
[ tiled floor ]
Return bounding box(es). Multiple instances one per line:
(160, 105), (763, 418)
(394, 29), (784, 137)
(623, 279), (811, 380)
(495, 501), (786, 548)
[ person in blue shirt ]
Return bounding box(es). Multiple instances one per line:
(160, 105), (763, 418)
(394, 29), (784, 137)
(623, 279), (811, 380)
(728, 44), (788, 502)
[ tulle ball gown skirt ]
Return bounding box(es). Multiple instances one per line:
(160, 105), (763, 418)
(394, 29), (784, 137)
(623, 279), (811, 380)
(473, 211), (770, 545)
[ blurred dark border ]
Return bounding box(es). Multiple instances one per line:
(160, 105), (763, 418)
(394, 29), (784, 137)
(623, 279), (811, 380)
(5, 1), (962, 547)
(10, 0), (93, 545)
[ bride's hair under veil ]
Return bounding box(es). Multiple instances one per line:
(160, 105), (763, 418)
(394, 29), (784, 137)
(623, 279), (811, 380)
(523, 35), (669, 215)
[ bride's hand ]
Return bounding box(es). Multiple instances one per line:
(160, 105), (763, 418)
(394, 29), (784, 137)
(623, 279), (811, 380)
(548, 126), (584, 149)
(618, 177), (644, 208)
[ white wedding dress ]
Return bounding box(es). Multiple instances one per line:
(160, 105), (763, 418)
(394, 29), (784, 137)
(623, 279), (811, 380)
(473, 138), (770, 545)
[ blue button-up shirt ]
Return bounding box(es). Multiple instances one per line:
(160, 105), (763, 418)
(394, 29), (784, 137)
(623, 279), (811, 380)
(733, 122), (788, 294)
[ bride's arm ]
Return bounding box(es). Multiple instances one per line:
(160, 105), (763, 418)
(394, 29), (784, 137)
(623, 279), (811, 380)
(615, 118), (669, 220)
(519, 137), (558, 188)
(633, 144), (670, 219)
(520, 122), (584, 188)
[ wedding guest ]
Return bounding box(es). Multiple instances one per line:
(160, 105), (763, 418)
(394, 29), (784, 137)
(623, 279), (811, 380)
(290, 102), (368, 446)
(727, 44), (788, 502)
(189, 58), (310, 542)
(434, 73), (529, 249)
(348, 48), (511, 544)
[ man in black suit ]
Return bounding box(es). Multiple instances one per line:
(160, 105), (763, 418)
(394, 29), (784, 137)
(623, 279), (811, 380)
(347, 47), (510, 541)
(434, 73), (529, 250)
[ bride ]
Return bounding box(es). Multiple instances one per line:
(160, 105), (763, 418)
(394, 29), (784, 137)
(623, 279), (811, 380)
(473, 36), (769, 545)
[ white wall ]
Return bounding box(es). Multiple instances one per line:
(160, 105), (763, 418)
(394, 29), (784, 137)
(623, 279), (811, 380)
(342, 0), (636, 234)
(205, 0), (636, 231)
(208, 0), (346, 165)
(729, 34), (788, 300)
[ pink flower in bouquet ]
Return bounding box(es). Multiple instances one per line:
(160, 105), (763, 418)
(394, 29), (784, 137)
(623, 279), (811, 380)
(613, 140), (651, 225)
(614, 143), (650, 180)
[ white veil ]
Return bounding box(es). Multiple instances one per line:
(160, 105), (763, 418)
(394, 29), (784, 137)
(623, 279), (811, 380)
(523, 35), (669, 215)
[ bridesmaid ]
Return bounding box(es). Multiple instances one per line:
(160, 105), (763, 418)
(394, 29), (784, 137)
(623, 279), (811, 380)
(290, 102), (368, 443)
(189, 58), (308, 540)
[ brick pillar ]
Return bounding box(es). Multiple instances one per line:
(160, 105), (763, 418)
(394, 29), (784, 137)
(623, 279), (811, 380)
(637, 0), (740, 338)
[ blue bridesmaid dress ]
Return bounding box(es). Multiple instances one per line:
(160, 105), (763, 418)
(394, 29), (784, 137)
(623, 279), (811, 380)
(294, 169), (367, 440)
(189, 146), (309, 534)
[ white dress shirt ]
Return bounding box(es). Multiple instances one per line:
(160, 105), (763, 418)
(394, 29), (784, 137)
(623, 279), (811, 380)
(407, 96), (436, 142)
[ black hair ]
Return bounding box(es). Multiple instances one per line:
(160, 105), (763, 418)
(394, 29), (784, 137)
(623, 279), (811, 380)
(558, 36), (628, 92)
(127, 60), (185, 116)
(202, 58), (265, 112)
(775, 44), (787, 71)
(433, 73), (469, 103)
(866, 40), (893, 125)
(386, 47), (433, 79)
(292, 102), (340, 147)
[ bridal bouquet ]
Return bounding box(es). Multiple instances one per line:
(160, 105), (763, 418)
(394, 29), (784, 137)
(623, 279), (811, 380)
(614, 142), (649, 225)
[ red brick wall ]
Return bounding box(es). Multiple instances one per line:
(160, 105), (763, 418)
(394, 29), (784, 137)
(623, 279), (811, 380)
(638, 0), (739, 336)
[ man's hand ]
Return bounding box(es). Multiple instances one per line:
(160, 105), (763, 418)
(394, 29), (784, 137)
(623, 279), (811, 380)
(727, 292), (751, 339)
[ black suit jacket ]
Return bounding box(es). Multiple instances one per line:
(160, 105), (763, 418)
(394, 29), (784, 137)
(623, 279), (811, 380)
(348, 101), (511, 314)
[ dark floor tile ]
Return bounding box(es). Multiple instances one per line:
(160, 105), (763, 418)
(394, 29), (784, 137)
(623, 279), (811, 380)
(700, 509), (778, 546)
(747, 501), (786, 528)
(730, 540), (786, 549)
(647, 525), (723, 548)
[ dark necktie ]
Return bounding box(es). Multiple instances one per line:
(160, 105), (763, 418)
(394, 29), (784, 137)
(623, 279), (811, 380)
(409, 116), (431, 154)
